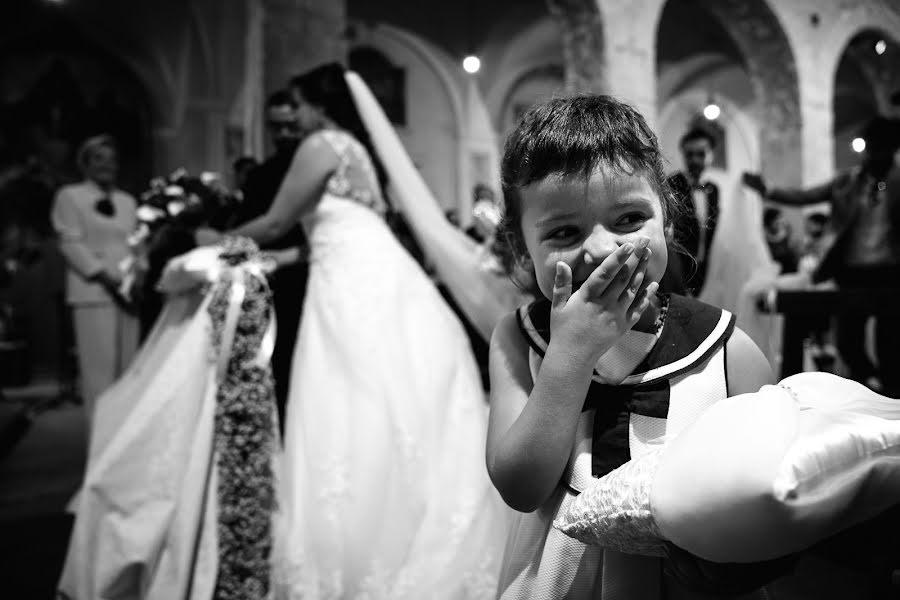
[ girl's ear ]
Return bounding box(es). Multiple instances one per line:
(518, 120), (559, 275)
(515, 253), (534, 272)
(664, 222), (676, 244)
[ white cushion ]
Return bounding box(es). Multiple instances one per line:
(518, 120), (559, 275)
(653, 373), (900, 563)
(555, 373), (900, 564)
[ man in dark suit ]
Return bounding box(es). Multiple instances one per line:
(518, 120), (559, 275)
(664, 127), (721, 297)
(231, 90), (308, 432)
(743, 117), (900, 395)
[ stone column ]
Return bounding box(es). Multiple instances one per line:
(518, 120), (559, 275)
(262, 0), (347, 94)
(595, 0), (664, 127)
(546, 0), (607, 94)
(795, 59), (835, 186)
(699, 0), (804, 187)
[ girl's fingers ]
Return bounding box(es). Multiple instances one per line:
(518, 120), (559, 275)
(627, 281), (660, 324)
(601, 238), (650, 300)
(618, 246), (652, 305)
(583, 242), (634, 298)
(552, 261), (573, 310)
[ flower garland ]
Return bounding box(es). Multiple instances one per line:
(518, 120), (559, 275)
(206, 237), (277, 600)
(121, 169), (240, 304)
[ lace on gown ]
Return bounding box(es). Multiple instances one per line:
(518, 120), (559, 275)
(319, 129), (387, 215)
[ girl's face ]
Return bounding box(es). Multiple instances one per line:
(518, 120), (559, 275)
(518, 166), (668, 302)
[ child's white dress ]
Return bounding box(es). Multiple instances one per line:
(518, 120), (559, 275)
(497, 294), (746, 600)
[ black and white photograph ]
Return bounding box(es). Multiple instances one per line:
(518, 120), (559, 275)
(1, 0), (900, 598)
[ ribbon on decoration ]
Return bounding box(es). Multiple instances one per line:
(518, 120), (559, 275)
(185, 239), (279, 600)
(213, 260), (277, 381)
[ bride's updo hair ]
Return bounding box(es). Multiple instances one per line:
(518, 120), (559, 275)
(289, 63), (387, 191)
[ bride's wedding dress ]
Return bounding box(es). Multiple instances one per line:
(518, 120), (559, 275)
(272, 129), (507, 599)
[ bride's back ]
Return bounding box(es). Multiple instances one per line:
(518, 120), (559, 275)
(301, 129), (404, 265)
(318, 129), (387, 214)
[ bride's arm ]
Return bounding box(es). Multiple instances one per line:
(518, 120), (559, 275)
(229, 133), (337, 245)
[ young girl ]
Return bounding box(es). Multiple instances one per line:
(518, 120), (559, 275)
(487, 95), (774, 599)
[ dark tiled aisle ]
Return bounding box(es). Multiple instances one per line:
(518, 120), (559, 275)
(0, 381), (85, 599)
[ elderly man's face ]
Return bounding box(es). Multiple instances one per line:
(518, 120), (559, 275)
(84, 146), (118, 186)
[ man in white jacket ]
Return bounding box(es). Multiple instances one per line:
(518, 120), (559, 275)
(51, 134), (139, 439)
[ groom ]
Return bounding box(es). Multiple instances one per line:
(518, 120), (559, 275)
(231, 90), (309, 433)
(664, 127), (721, 297)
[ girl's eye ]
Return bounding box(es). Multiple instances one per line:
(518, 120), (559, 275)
(544, 226), (579, 241)
(616, 213), (647, 229)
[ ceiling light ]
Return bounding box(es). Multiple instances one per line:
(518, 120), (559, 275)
(703, 103), (721, 121)
(462, 55), (481, 74)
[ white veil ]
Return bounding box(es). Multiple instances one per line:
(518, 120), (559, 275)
(698, 177), (781, 363)
(345, 71), (527, 342)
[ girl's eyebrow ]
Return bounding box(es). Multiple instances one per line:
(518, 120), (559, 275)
(535, 212), (579, 227)
(614, 194), (652, 209)
(605, 193), (656, 208)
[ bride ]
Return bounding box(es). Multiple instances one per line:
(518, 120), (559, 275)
(202, 63), (509, 598)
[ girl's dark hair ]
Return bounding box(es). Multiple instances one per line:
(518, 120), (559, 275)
(497, 94), (678, 277)
(289, 63), (387, 191)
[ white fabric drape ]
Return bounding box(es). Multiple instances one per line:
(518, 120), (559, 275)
(698, 179), (781, 363)
(345, 71), (528, 342)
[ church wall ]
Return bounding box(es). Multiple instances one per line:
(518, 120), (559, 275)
(350, 24), (463, 216)
(481, 16), (565, 136)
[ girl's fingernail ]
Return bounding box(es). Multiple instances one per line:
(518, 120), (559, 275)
(642, 248), (652, 261)
(622, 243), (634, 254)
(638, 237), (651, 249)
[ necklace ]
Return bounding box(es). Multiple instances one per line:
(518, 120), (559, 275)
(652, 293), (669, 335)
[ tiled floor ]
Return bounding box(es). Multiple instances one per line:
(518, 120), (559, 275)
(0, 377), (85, 598)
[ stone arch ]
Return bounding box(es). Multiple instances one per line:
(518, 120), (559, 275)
(480, 16), (564, 133)
(832, 28), (900, 171)
(0, 9), (156, 190)
(655, 0), (802, 185)
(497, 64), (565, 137)
(819, 6), (900, 98)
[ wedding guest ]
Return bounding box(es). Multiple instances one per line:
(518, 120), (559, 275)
(665, 127), (720, 296)
(763, 207), (800, 275)
(743, 116), (900, 394)
(50, 134), (138, 439)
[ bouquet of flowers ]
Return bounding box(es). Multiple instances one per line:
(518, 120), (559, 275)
(120, 169), (241, 310)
